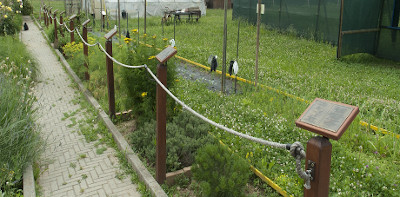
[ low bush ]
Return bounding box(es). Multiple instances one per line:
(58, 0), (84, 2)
(129, 111), (213, 172)
(192, 143), (251, 197)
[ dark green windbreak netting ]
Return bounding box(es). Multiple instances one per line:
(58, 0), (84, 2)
(233, 0), (400, 61)
(232, 0), (341, 44)
(376, 0), (400, 61)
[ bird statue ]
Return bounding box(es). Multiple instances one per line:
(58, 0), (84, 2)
(229, 60), (239, 76)
(210, 55), (218, 72)
(169, 39), (175, 47)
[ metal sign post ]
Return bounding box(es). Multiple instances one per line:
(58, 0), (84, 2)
(296, 98), (359, 196)
(155, 46), (177, 184)
(104, 28), (118, 119)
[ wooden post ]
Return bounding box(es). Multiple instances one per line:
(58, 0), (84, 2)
(69, 14), (77, 43)
(49, 8), (52, 25)
(304, 136), (332, 197)
(53, 10), (58, 49)
(154, 46), (177, 184)
(82, 19), (91, 80)
(104, 29), (118, 119)
(59, 11), (65, 37)
(255, 0), (261, 88)
(156, 62), (167, 184)
(43, 6), (46, 25)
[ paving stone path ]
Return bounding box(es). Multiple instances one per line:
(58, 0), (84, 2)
(21, 16), (141, 197)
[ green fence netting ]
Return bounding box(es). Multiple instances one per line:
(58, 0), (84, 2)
(233, 0), (400, 62)
(233, 0), (340, 43)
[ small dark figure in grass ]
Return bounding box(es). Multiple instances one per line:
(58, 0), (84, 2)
(210, 55), (218, 72)
(228, 60), (234, 75)
(23, 23), (29, 31)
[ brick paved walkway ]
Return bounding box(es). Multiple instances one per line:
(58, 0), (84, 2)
(21, 16), (141, 197)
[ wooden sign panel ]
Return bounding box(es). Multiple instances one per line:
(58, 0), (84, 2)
(156, 46), (177, 63)
(295, 98), (359, 140)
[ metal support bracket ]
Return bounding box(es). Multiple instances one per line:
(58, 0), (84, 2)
(307, 160), (316, 181)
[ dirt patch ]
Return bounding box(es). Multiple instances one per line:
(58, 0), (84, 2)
(116, 119), (136, 138)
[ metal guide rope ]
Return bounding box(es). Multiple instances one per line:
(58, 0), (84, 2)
(67, 25), (312, 188)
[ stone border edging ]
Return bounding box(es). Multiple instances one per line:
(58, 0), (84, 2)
(31, 16), (167, 197)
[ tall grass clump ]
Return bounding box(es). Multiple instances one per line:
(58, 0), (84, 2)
(0, 36), (43, 195)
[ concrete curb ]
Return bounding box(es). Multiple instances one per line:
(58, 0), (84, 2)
(23, 164), (35, 197)
(31, 16), (167, 197)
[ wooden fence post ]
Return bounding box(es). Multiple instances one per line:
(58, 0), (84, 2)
(48, 7), (53, 25)
(69, 14), (77, 43)
(43, 5), (46, 26)
(104, 29), (118, 119)
(82, 19), (91, 80)
(296, 98), (359, 197)
(155, 46), (177, 184)
(304, 136), (332, 197)
(53, 10), (58, 49)
(59, 11), (65, 37)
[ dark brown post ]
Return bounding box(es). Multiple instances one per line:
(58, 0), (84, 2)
(49, 7), (52, 25)
(43, 6), (46, 25)
(156, 63), (167, 184)
(69, 14), (77, 43)
(59, 11), (65, 37)
(304, 136), (332, 197)
(104, 29), (118, 119)
(53, 10), (58, 49)
(82, 19), (91, 80)
(154, 46), (177, 184)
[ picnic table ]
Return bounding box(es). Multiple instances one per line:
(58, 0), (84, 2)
(162, 7), (201, 24)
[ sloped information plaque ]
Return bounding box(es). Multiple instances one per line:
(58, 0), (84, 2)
(156, 46), (177, 64)
(295, 98), (359, 140)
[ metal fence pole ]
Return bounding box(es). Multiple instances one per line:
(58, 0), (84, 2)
(156, 62), (167, 184)
(221, 0), (228, 94)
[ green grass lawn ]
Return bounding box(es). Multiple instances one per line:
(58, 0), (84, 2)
(31, 4), (400, 196)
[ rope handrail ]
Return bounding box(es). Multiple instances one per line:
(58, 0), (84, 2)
(63, 22), (75, 33)
(56, 17), (63, 26)
(75, 28), (99, 47)
(59, 24), (312, 189)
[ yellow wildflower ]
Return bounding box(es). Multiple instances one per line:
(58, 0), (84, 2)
(131, 29), (138, 33)
(152, 35), (156, 39)
(124, 37), (132, 44)
(17, 0), (21, 2)
(3, 15), (7, 19)
(141, 92), (147, 97)
(143, 33), (147, 37)
(269, 97), (274, 102)
(20, 5), (23, 8)
(0, 2), (2, 6)
(173, 46), (177, 49)
(162, 38), (168, 41)
(148, 56), (155, 60)
(7, 6), (12, 11)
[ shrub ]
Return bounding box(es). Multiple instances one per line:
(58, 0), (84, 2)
(192, 143), (251, 197)
(0, 1), (22, 36)
(129, 111), (213, 172)
(21, 0), (33, 15)
(117, 33), (176, 123)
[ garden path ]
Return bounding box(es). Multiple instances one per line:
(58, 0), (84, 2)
(21, 16), (141, 197)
